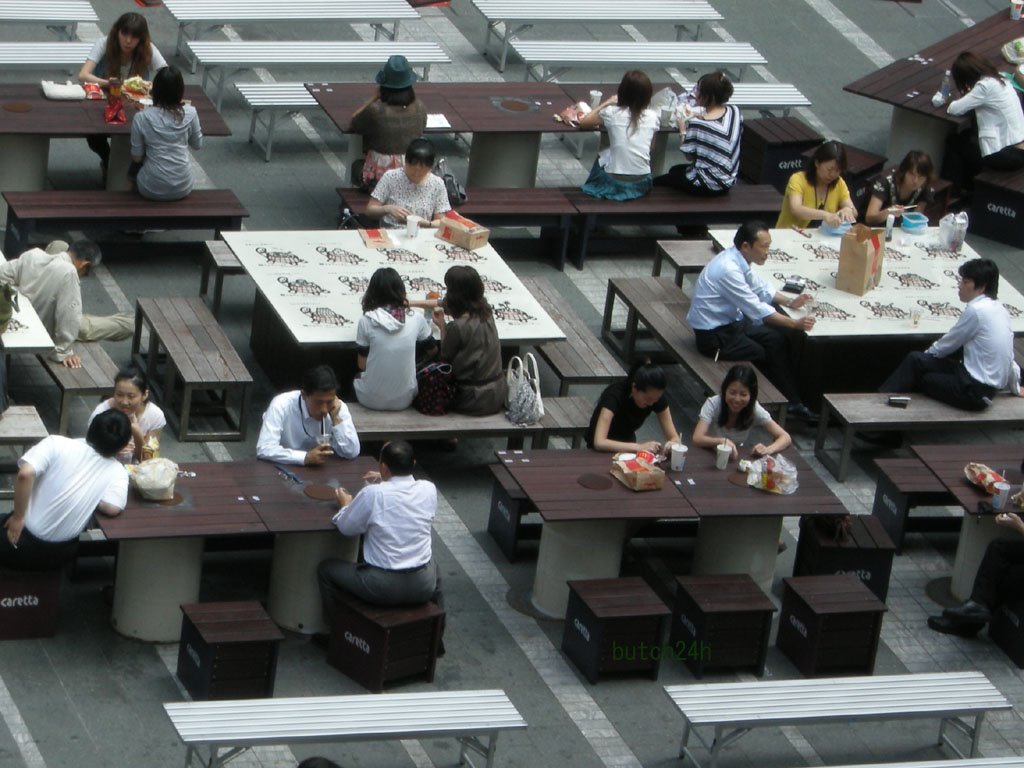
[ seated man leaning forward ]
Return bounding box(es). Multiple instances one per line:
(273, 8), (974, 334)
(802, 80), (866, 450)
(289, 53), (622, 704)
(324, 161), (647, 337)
(317, 440), (438, 613)
(0, 410), (131, 571)
(687, 220), (818, 423)
(880, 258), (1019, 411)
(256, 364), (360, 466)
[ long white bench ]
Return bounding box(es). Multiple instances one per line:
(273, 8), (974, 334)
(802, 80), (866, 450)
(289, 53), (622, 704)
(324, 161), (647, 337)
(665, 672), (1011, 768)
(470, 0), (722, 72)
(0, 42), (91, 70)
(807, 761), (1024, 768)
(164, 0), (420, 72)
(234, 82), (319, 161)
(510, 41), (766, 82)
(164, 689), (527, 768)
(0, 1), (98, 41)
(189, 41), (450, 109)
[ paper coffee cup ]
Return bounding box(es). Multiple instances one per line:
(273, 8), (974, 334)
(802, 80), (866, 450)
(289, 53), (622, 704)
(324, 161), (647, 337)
(406, 215), (420, 238)
(670, 444), (688, 472)
(1012, 0), (1023, 20)
(589, 90), (602, 108)
(715, 443), (731, 470)
(994, 482), (1012, 510)
(660, 106), (674, 128)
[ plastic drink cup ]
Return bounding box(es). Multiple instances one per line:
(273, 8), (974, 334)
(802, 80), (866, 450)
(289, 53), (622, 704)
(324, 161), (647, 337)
(1012, 0), (1023, 21)
(316, 433), (331, 448)
(108, 78), (121, 98)
(660, 106), (674, 128)
(589, 90), (602, 108)
(994, 482), (1012, 510)
(406, 215), (420, 238)
(670, 444), (688, 472)
(715, 443), (731, 470)
(911, 310), (922, 327)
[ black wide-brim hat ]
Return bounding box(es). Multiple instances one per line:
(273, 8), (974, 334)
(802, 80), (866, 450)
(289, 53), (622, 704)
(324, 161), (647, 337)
(376, 55), (418, 89)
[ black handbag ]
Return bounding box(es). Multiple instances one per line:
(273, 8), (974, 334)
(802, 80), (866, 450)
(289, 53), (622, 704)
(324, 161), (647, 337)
(435, 158), (467, 208)
(413, 362), (456, 415)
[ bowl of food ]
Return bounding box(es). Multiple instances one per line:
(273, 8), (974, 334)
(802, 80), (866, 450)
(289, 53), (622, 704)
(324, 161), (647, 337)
(901, 211), (928, 232)
(820, 220), (852, 237)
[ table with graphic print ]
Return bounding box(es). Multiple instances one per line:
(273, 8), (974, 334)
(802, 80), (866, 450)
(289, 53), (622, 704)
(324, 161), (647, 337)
(707, 227), (1024, 402)
(222, 230), (564, 376)
(0, 247), (57, 354)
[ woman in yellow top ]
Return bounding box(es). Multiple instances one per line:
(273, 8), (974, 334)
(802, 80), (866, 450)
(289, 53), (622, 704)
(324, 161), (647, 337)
(775, 141), (857, 229)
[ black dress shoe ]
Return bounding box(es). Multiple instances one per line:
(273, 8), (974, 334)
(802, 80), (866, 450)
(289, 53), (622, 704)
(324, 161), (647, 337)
(928, 615), (984, 638)
(787, 403), (819, 425)
(943, 600), (991, 624)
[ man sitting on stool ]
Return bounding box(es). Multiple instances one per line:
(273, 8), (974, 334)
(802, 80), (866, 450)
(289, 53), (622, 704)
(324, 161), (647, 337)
(687, 220), (819, 423)
(929, 510), (1024, 637)
(256, 364), (360, 466)
(317, 440), (438, 617)
(880, 258), (1019, 410)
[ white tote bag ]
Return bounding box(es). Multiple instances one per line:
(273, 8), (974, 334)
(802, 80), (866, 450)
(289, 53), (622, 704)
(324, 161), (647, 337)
(505, 353), (544, 425)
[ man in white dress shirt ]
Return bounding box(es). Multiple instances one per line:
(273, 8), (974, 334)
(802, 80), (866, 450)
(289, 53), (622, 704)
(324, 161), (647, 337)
(256, 365), (360, 466)
(687, 220), (818, 422)
(880, 258), (1018, 410)
(317, 440), (438, 612)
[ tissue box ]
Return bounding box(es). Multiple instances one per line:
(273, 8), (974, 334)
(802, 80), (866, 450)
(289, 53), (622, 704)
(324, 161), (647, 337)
(435, 211), (489, 250)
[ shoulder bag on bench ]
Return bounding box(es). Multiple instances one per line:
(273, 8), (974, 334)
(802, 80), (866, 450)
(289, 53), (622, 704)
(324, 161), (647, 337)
(435, 158), (467, 208)
(505, 353), (543, 425)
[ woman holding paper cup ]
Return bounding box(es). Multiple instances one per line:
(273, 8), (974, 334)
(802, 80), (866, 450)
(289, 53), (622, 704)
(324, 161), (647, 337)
(775, 141), (857, 229)
(692, 365), (791, 463)
(585, 359), (681, 454)
(367, 138), (450, 229)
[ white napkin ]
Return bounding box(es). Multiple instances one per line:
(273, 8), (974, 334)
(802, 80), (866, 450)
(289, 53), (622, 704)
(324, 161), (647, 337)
(41, 80), (86, 100)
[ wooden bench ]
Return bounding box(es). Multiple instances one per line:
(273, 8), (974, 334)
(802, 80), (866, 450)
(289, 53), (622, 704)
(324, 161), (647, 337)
(0, 41), (91, 70)
(969, 166), (1024, 248)
(652, 240), (715, 288)
(471, 0), (722, 72)
(0, 1), (98, 41)
(2, 191), (249, 256)
(509, 40), (765, 83)
(163, 689), (527, 768)
(664, 671), (1012, 768)
(813, 392), (1024, 481)
(131, 297), (253, 442)
(871, 457), (958, 554)
(198, 240), (246, 315)
(347, 396), (591, 449)
(189, 41), (450, 109)
(0, 406), (48, 497)
(165, 0), (419, 70)
(38, 342), (119, 435)
(521, 276), (624, 395)
(336, 186), (576, 269)
(800, 761), (1024, 768)
(563, 184), (780, 269)
(602, 277), (789, 423)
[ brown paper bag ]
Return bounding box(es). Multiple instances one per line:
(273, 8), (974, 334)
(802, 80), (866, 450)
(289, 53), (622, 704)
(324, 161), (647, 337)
(609, 454), (665, 491)
(836, 224), (885, 296)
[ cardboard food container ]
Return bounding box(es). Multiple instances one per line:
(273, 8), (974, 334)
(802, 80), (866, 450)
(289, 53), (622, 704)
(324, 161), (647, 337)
(609, 452), (665, 492)
(435, 210), (490, 250)
(359, 228), (393, 249)
(836, 224), (885, 296)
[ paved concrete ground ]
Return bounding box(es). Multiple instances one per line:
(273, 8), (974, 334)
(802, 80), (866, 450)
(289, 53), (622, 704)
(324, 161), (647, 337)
(0, 1), (1023, 767)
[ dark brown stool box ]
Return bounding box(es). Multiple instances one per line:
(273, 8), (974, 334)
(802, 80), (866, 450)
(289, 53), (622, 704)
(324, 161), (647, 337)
(777, 574), (887, 677)
(990, 600), (1024, 668)
(793, 515), (896, 600)
(0, 567), (60, 639)
(177, 601), (284, 700)
(801, 144), (886, 214)
(487, 463), (538, 562)
(740, 117), (823, 192)
(970, 171), (1024, 249)
(669, 574), (776, 678)
(562, 577), (670, 684)
(327, 593), (445, 693)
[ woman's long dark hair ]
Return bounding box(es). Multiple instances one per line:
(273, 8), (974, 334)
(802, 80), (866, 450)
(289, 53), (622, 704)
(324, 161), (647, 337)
(616, 70), (653, 135)
(151, 66), (185, 121)
(803, 140), (848, 186)
(103, 13), (153, 79)
(362, 267), (408, 312)
(380, 85), (416, 108)
(443, 265), (491, 319)
(951, 51), (1002, 94)
(717, 364), (759, 432)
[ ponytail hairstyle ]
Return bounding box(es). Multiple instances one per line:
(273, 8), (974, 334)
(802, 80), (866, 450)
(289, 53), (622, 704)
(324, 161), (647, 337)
(717, 364), (759, 431)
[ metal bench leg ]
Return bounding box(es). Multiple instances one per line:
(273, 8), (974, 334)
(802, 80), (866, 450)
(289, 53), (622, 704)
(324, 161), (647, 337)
(970, 713), (984, 757)
(679, 719), (692, 758)
(182, 745), (194, 768)
(212, 271), (226, 314)
(178, 384), (193, 442)
(57, 390), (73, 436)
(709, 725), (724, 768)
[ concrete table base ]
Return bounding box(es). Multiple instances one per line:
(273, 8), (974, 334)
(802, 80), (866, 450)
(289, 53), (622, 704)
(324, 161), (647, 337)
(107, 135), (132, 191)
(887, 107), (952, 174)
(531, 519), (629, 618)
(267, 531), (358, 634)
(951, 514), (1018, 601)
(111, 537), (204, 642)
(693, 516), (784, 595)
(467, 133), (541, 188)
(0, 135), (49, 223)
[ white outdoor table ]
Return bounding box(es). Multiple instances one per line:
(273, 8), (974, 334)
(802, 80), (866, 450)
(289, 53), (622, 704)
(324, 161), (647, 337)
(0, 249), (56, 354)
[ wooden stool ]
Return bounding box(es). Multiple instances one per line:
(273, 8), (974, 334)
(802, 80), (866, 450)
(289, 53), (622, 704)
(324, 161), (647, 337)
(793, 515), (896, 600)
(327, 593), (445, 693)
(561, 577), (670, 684)
(176, 601), (284, 700)
(740, 117), (823, 192)
(0, 406), (48, 498)
(990, 600), (1024, 668)
(198, 240), (245, 315)
(487, 463), (538, 562)
(0, 566), (61, 639)
(670, 574), (776, 678)
(777, 574), (887, 677)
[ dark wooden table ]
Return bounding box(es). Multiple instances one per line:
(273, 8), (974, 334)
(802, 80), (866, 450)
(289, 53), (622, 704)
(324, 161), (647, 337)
(496, 449), (695, 616)
(307, 81), (576, 187)
(843, 9), (1019, 169)
(913, 444), (1023, 600)
(0, 84), (228, 201)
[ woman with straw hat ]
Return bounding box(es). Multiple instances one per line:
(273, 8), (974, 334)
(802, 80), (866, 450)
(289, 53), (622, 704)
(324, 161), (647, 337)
(351, 55), (428, 192)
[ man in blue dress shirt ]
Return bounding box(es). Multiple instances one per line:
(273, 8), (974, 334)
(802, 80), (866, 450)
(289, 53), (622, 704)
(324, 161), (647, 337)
(687, 220), (818, 422)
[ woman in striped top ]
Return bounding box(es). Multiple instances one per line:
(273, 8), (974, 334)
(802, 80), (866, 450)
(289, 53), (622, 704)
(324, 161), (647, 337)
(655, 71), (742, 195)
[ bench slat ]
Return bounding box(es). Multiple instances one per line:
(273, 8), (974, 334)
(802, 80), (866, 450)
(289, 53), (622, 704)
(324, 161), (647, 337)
(0, 42), (91, 66)
(188, 41), (450, 65)
(472, 0), (721, 21)
(165, 0), (419, 21)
